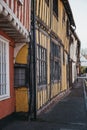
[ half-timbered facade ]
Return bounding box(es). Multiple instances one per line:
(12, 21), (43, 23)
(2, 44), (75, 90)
(35, 0), (76, 110)
(0, 0), (80, 119)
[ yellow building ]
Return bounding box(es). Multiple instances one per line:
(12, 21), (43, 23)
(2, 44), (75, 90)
(35, 0), (76, 110)
(14, 0), (76, 116)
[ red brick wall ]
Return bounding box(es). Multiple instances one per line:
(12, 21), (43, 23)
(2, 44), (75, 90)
(0, 30), (15, 119)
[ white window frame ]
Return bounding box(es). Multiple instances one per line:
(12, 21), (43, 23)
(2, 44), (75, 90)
(0, 35), (10, 101)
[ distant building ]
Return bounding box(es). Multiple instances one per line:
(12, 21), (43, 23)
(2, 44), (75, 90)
(80, 54), (87, 67)
(69, 27), (81, 85)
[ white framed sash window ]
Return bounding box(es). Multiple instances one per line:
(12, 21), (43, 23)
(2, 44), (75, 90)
(0, 35), (10, 101)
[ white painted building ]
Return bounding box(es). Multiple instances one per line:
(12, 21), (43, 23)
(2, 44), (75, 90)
(70, 29), (80, 84)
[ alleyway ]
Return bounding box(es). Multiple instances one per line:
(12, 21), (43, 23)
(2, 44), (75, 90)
(1, 79), (87, 130)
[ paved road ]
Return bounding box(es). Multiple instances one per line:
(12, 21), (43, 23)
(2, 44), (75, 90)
(1, 79), (87, 130)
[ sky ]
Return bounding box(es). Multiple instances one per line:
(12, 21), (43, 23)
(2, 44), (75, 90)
(69, 0), (87, 49)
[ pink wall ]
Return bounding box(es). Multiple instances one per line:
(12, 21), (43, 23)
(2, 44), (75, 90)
(0, 30), (15, 119)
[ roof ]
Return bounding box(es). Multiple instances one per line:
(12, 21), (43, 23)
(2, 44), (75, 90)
(61, 0), (76, 27)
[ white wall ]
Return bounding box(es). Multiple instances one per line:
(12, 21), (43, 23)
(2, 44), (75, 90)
(70, 34), (78, 82)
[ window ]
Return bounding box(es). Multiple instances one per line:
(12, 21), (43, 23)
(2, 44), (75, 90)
(14, 64), (26, 87)
(66, 19), (70, 37)
(50, 41), (61, 82)
(53, 0), (58, 18)
(63, 50), (65, 65)
(37, 45), (47, 86)
(0, 36), (10, 100)
(62, 9), (66, 23)
(18, 0), (24, 5)
(45, 0), (49, 6)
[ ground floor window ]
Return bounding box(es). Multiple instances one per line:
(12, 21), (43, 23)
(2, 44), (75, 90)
(14, 64), (27, 87)
(0, 35), (10, 100)
(50, 41), (61, 82)
(37, 45), (47, 86)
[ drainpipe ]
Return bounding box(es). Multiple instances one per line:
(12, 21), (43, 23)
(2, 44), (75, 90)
(49, 0), (53, 100)
(32, 0), (37, 120)
(33, 0), (37, 120)
(27, 0), (37, 120)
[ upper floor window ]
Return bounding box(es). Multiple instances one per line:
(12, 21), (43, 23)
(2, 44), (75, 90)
(37, 45), (47, 86)
(0, 36), (10, 101)
(66, 19), (70, 37)
(62, 9), (66, 23)
(53, 0), (58, 18)
(50, 41), (61, 82)
(45, 0), (49, 6)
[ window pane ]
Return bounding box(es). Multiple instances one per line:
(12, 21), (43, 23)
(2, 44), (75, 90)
(50, 41), (61, 82)
(37, 45), (47, 86)
(0, 36), (9, 98)
(53, 0), (58, 17)
(14, 67), (26, 87)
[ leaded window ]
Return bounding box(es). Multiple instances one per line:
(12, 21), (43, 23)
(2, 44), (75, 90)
(50, 41), (61, 82)
(14, 64), (26, 87)
(53, 0), (58, 18)
(66, 19), (70, 37)
(37, 45), (47, 86)
(0, 36), (10, 100)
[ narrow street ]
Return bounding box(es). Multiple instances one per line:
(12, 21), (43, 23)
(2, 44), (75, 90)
(1, 79), (87, 130)
(0, 1), (87, 130)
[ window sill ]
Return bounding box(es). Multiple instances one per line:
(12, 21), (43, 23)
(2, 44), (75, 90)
(51, 80), (61, 84)
(38, 84), (47, 91)
(0, 95), (10, 101)
(14, 85), (26, 88)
